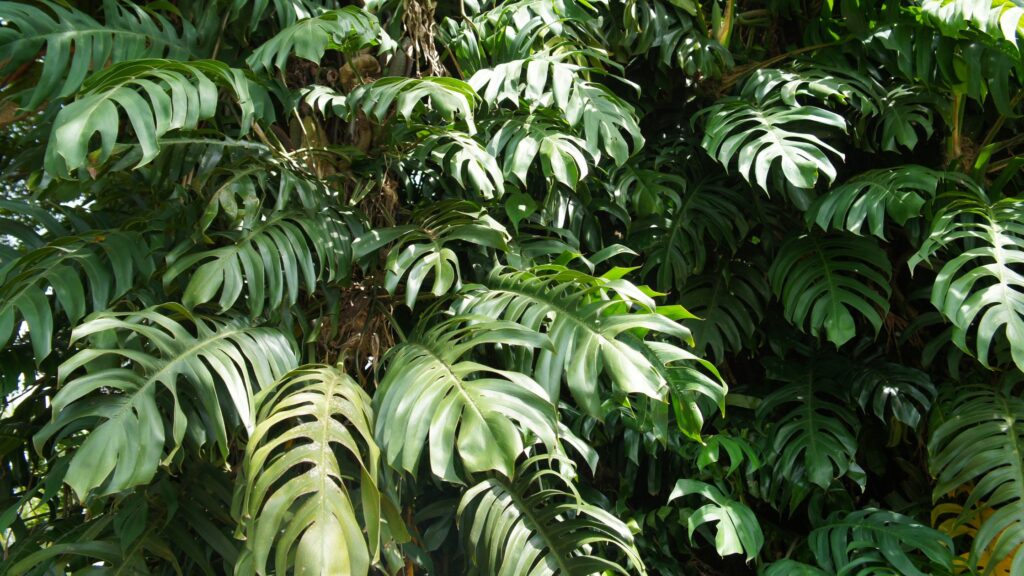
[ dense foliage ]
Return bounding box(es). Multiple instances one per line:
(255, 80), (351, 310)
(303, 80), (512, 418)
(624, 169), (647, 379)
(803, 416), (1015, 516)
(1, 0), (1023, 573)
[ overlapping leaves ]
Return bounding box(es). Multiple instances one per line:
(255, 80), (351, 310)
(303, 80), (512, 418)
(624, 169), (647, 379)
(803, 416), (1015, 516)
(457, 455), (645, 575)
(33, 306), (296, 499)
(374, 314), (558, 481)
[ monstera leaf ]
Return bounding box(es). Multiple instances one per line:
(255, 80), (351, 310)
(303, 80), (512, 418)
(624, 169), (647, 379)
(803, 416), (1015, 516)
(701, 97), (846, 190)
(374, 314), (558, 481)
(669, 479), (763, 561)
(678, 258), (769, 361)
(631, 175), (750, 289)
(44, 59), (264, 174)
(486, 112), (594, 190)
(353, 200), (509, 309)
(0, 231), (154, 362)
(234, 366), (381, 576)
(850, 360), (936, 428)
(413, 131), (506, 198)
(769, 232), (892, 346)
(757, 357), (860, 491)
(923, 0), (1024, 47)
(461, 266), (699, 417)
(807, 165), (949, 239)
(470, 54), (644, 164)
(246, 7), (380, 72)
(929, 385), (1024, 575)
(810, 509), (955, 576)
(347, 76), (480, 131)
(457, 455), (646, 575)
(33, 306), (296, 499)
(0, 0), (200, 107)
(164, 210), (358, 316)
(911, 192), (1024, 372)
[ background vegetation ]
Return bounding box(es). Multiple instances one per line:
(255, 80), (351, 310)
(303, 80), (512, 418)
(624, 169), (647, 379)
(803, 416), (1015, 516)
(1, 0), (1023, 574)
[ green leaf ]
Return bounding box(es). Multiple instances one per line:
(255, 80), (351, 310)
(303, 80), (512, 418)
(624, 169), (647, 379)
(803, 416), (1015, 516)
(234, 366), (381, 576)
(761, 559), (829, 575)
(701, 97), (846, 191)
(0, 231), (154, 363)
(923, 0), (1024, 48)
(769, 232), (892, 346)
(806, 166), (949, 239)
(875, 86), (936, 152)
(33, 306), (296, 499)
(348, 76), (479, 132)
(44, 59), (264, 175)
(0, 0), (200, 108)
(487, 113), (593, 189)
(246, 7), (380, 73)
(850, 360), (936, 428)
(505, 192), (538, 231)
(757, 357), (860, 492)
(911, 192), (1024, 372)
(470, 55), (644, 165)
(810, 508), (955, 576)
(458, 455), (646, 575)
(669, 479), (764, 561)
(354, 200), (509, 309)
(678, 258), (770, 362)
(164, 210), (357, 316)
(374, 315), (558, 482)
(462, 266), (696, 417)
(928, 385), (1024, 575)
(414, 131), (506, 198)
(631, 175), (750, 289)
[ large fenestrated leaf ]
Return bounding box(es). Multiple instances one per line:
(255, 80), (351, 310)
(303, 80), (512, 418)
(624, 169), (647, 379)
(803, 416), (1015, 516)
(0, 231), (154, 362)
(163, 210), (359, 316)
(374, 315), (558, 481)
(678, 257), (770, 361)
(620, 332), (727, 443)
(762, 560), (830, 575)
(669, 479), (763, 561)
(806, 165), (949, 239)
(457, 455), (645, 575)
(440, 0), (598, 76)
(631, 175), (750, 289)
(347, 76), (479, 131)
(486, 112), (594, 190)
(810, 508), (955, 576)
(233, 366), (381, 576)
(700, 97), (846, 191)
(923, 0), (1024, 47)
(228, 0), (343, 31)
(413, 131), (506, 198)
(875, 86), (937, 151)
(910, 192), (1024, 372)
(353, 200), (509, 309)
(460, 266), (699, 417)
(44, 59), (264, 175)
(928, 385), (1024, 575)
(614, 0), (732, 77)
(33, 306), (296, 499)
(757, 357), (860, 491)
(246, 7), (380, 73)
(850, 360), (936, 428)
(5, 464), (240, 575)
(0, 0), (200, 108)
(868, 19), (1018, 115)
(469, 54), (644, 165)
(739, 65), (883, 113)
(769, 232), (892, 347)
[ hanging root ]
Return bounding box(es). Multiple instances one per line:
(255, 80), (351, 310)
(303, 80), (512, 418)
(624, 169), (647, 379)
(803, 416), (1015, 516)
(402, 0), (446, 77)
